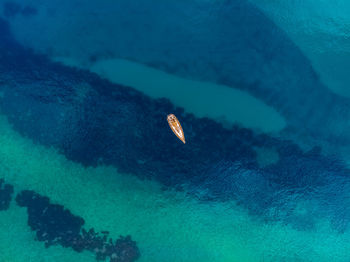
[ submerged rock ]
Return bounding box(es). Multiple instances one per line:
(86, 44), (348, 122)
(2, 1), (37, 18)
(0, 178), (13, 210)
(21, 5), (38, 17)
(2, 1), (21, 18)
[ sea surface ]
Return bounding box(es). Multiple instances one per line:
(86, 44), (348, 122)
(0, 1), (350, 261)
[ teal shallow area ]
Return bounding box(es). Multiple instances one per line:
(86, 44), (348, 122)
(0, 1), (350, 261)
(0, 115), (348, 262)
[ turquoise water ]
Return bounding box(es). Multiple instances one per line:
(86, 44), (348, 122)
(0, 1), (350, 261)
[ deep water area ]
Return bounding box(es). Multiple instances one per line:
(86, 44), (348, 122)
(0, 1), (350, 261)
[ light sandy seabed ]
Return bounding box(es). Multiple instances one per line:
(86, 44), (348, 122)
(53, 57), (286, 133)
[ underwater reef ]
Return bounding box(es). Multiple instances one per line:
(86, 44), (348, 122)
(16, 190), (140, 262)
(0, 177), (141, 262)
(0, 176), (142, 262)
(0, 177), (141, 261)
(1, 16), (350, 234)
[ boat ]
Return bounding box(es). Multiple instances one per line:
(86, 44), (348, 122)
(167, 114), (186, 144)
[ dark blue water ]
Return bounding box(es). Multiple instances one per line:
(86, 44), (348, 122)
(0, 1), (349, 261)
